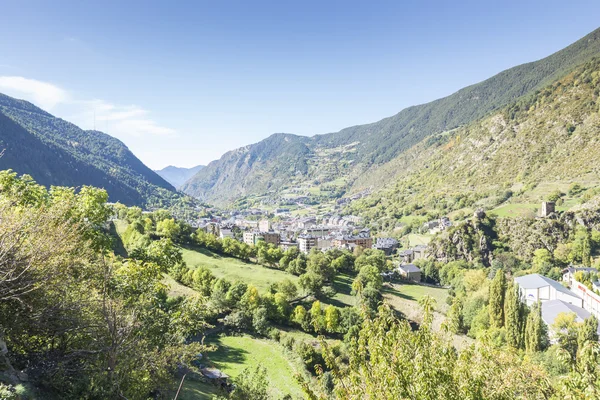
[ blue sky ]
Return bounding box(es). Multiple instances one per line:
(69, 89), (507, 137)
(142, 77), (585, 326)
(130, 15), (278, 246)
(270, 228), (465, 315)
(0, 0), (599, 169)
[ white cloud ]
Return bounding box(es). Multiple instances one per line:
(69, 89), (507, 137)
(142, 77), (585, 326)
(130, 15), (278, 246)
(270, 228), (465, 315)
(0, 76), (68, 110)
(70, 99), (176, 138)
(0, 76), (176, 139)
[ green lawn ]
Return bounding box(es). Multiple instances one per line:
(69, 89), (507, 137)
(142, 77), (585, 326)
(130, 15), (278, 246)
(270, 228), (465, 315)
(323, 273), (356, 308)
(162, 274), (200, 298)
(382, 282), (449, 313)
(205, 335), (305, 399)
(403, 233), (431, 248)
(175, 378), (223, 400)
(181, 247), (298, 292)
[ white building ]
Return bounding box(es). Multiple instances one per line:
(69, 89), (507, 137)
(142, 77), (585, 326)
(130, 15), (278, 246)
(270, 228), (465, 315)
(515, 274), (582, 307)
(219, 229), (234, 239)
(562, 267), (600, 319)
(541, 299), (600, 342)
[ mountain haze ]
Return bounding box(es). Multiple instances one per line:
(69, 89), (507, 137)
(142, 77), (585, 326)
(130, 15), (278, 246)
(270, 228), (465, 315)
(155, 164), (205, 188)
(183, 27), (600, 205)
(0, 93), (179, 207)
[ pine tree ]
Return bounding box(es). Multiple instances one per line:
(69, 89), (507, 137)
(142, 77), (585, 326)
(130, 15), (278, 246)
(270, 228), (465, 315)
(525, 301), (547, 352)
(505, 281), (524, 349)
(489, 270), (506, 328)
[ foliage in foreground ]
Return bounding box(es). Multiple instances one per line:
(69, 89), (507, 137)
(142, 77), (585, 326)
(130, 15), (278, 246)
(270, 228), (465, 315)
(0, 171), (210, 399)
(303, 299), (600, 400)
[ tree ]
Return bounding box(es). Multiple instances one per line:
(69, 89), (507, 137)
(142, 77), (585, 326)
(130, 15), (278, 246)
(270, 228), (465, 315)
(352, 265), (382, 294)
(276, 279), (298, 300)
(553, 312), (582, 364)
(292, 305), (310, 331)
(324, 305), (341, 333)
(489, 269), (506, 328)
(221, 366), (269, 400)
(302, 304), (553, 399)
(310, 301), (325, 333)
(532, 248), (553, 275)
(252, 307), (270, 335)
(578, 315), (599, 349)
(156, 218), (181, 240)
(447, 297), (464, 334)
(525, 301), (547, 353)
(299, 272), (325, 296)
(505, 281), (525, 349)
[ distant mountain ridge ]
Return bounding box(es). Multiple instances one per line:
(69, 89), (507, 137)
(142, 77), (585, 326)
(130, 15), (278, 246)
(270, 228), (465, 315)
(0, 93), (180, 207)
(349, 57), (600, 228)
(182, 26), (600, 205)
(155, 164), (204, 188)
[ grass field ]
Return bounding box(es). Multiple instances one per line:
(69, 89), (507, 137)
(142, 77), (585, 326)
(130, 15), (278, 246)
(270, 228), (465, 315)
(175, 379), (222, 400)
(380, 282), (475, 349)
(405, 233), (432, 246)
(162, 274), (200, 298)
(325, 273), (356, 308)
(204, 335), (305, 399)
(382, 282), (449, 311)
(181, 247), (298, 292)
(491, 203), (539, 218)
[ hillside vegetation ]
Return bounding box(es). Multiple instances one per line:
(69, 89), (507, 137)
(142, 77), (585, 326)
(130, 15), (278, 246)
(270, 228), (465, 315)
(183, 27), (600, 206)
(0, 93), (180, 207)
(351, 57), (600, 230)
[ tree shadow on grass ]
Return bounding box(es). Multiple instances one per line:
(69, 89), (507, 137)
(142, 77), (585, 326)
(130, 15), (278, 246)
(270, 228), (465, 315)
(322, 297), (352, 308)
(381, 285), (417, 302)
(183, 244), (222, 259)
(206, 337), (249, 366)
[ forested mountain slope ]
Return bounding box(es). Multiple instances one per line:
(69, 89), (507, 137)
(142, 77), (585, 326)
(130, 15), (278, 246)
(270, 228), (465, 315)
(182, 133), (313, 204)
(349, 57), (600, 229)
(0, 93), (179, 207)
(183, 27), (600, 205)
(155, 164), (204, 188)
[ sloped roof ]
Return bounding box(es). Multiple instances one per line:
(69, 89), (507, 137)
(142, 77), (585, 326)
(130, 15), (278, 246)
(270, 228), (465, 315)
(200, 368), (229, 379)
(515, 274), (581, 299)
(541, 299), (600, 335)
(399, 264), (421, 273)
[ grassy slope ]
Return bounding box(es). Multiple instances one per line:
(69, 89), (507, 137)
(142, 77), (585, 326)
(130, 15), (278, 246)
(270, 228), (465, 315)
(353, 57), (600, 227)
(176, 379), (222, 400)
(205, 335), (305, 399)
(181, 247), (299, 292)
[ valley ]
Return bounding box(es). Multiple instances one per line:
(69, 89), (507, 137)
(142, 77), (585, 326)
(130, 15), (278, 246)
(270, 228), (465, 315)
(2, 15), (600, 400)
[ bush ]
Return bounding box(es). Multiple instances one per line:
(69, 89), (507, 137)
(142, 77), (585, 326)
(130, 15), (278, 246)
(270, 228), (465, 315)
(295, 341), (325, 375)
(281, 335), (296, 350)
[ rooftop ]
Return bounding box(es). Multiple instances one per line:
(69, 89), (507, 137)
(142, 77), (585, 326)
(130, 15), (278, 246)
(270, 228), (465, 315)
(541, 299), (600, 335)
(515, 274), (581, 299)
(398, 263), (421, 273)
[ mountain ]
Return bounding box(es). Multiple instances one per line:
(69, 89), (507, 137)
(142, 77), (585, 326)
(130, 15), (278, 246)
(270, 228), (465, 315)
(155, 164), (204, 188)
(0, 93), (179, 207)
(183, 27), (600, 205)
(349, 57), (600, 229)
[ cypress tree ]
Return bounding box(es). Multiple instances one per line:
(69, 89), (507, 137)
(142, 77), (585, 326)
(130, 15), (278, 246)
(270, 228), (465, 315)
(525, 301), (547, 352)
(505, 282), (524, 349)
(489, 269), (506, 328)
(448, 296), (464, 334)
